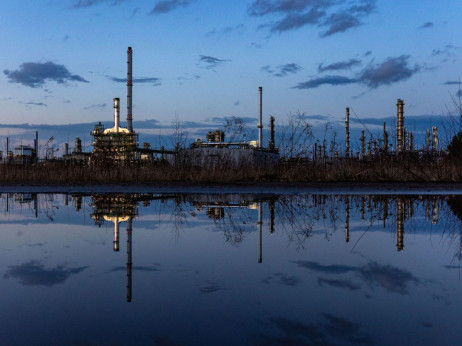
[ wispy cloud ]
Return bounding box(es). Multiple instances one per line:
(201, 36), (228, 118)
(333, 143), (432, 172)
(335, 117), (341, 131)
(84, 103), (107, 110)
(419, 22), (434, 29)
(293, 75), (357, 89)
(198, 55), (230, 70)
(248, 0), (377, 36)
(295, 55), (421, 89)
(318, 59), (361, 72)
(19, 101), (48, 107)
(262, 63), (302, 77)
(4, 62), (88, 88)
(107, 76), (161, 86)
(360, 55), (420, 88)
(206, 24), (245, 38)
(73, 0), (129, 8)
(151, 0), (195, 14)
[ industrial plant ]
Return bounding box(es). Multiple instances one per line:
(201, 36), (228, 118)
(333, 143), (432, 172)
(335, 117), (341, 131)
(0, 46), (460, 184)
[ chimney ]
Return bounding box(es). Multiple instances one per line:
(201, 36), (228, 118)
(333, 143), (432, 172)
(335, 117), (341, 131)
(345, 107), (350, 158)
(269, 116), (275, 151)
(127, 47), (133, 133)
(258, 87), (263, 148)
(114, 98), (120, 132)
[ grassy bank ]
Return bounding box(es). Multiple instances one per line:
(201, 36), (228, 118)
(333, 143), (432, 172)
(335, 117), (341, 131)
(1, 155), (462, 185)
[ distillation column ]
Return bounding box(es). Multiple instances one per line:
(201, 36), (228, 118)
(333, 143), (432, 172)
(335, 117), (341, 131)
(396, 99), (405, 154)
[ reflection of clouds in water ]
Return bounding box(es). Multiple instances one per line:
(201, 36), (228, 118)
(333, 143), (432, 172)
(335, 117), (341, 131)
(292, 260), (356, 274)
(318, 277), (361, 291)
(111, 265), (160, 272)
(3, 260), (88, 287)
(293, 260), (420, 295)
(359, 262), (419, 294)
(254, 313), (374, 345)
(262, 272), (301, 287)
(197, 281), (227, 294)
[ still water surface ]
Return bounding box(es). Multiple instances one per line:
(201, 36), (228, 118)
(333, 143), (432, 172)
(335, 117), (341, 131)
(0, 192), (461, 345)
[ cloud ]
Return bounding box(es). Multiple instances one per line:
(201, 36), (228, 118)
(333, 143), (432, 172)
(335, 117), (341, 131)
(321, 12), (360, 37)
(443, 80), (461, 85)
(294, 55), (421, 90)
(270, 8), (326, 32)
(107, 76), (161, 86)
(432, 44), (457, 60)
(84, 103), (107, 110)
(19, 101), (48, 107)
(73, 0), (128, 8)
(318, 59), (361, 72)
(419, 22), (434, 29)
(4, 62), (88, 88)
(198, 55), (230, 70)
(248, 0), (376, 36)
(262, 63), (302, 77)
(293, 75), (357, 89)
(206, 24), (245, 37)
(151, 0), (194, 14)
(359, 55), (420, 88)
(3, 260), (88, 286)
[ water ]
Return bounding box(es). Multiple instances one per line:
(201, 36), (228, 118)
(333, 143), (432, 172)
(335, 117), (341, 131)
(0, 192), (461, 345)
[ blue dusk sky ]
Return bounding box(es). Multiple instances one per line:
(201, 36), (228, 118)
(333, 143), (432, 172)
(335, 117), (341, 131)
(0, 0), (461, 141)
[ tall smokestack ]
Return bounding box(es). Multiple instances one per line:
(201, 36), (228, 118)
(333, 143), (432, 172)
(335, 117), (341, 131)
(396, 99), (404, 153)
(114, 98), (120, 132)
(127, 47), (133, 133)
(345, 107), (350, 158)
(269, 116), (275, 151)
(258, 87), (263, 148)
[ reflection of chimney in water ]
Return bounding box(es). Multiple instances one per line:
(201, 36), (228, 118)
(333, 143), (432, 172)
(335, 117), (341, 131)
(396, 198), (404, 251)
(258, 202), (263, 263)
(269, 199), (275, 234)
(34, 193), (38, 218)
(345, 196), (350, 243)
(75, 196), (82, 212)
(126, 218), (133, 302)
(113, 217), (120, 252)
(432, 199), (438, 224)
(383, 198), (388, 228)
(361, 196), (365, 220)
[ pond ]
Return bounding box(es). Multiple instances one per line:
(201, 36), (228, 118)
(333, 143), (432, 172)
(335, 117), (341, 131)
(0, 192), (461, 345)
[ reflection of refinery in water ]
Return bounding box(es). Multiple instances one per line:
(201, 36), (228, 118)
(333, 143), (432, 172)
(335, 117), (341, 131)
(1, 192), (459, 302)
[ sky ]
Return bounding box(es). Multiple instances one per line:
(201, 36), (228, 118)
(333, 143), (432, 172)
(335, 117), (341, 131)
(0, 0), (461, 150)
